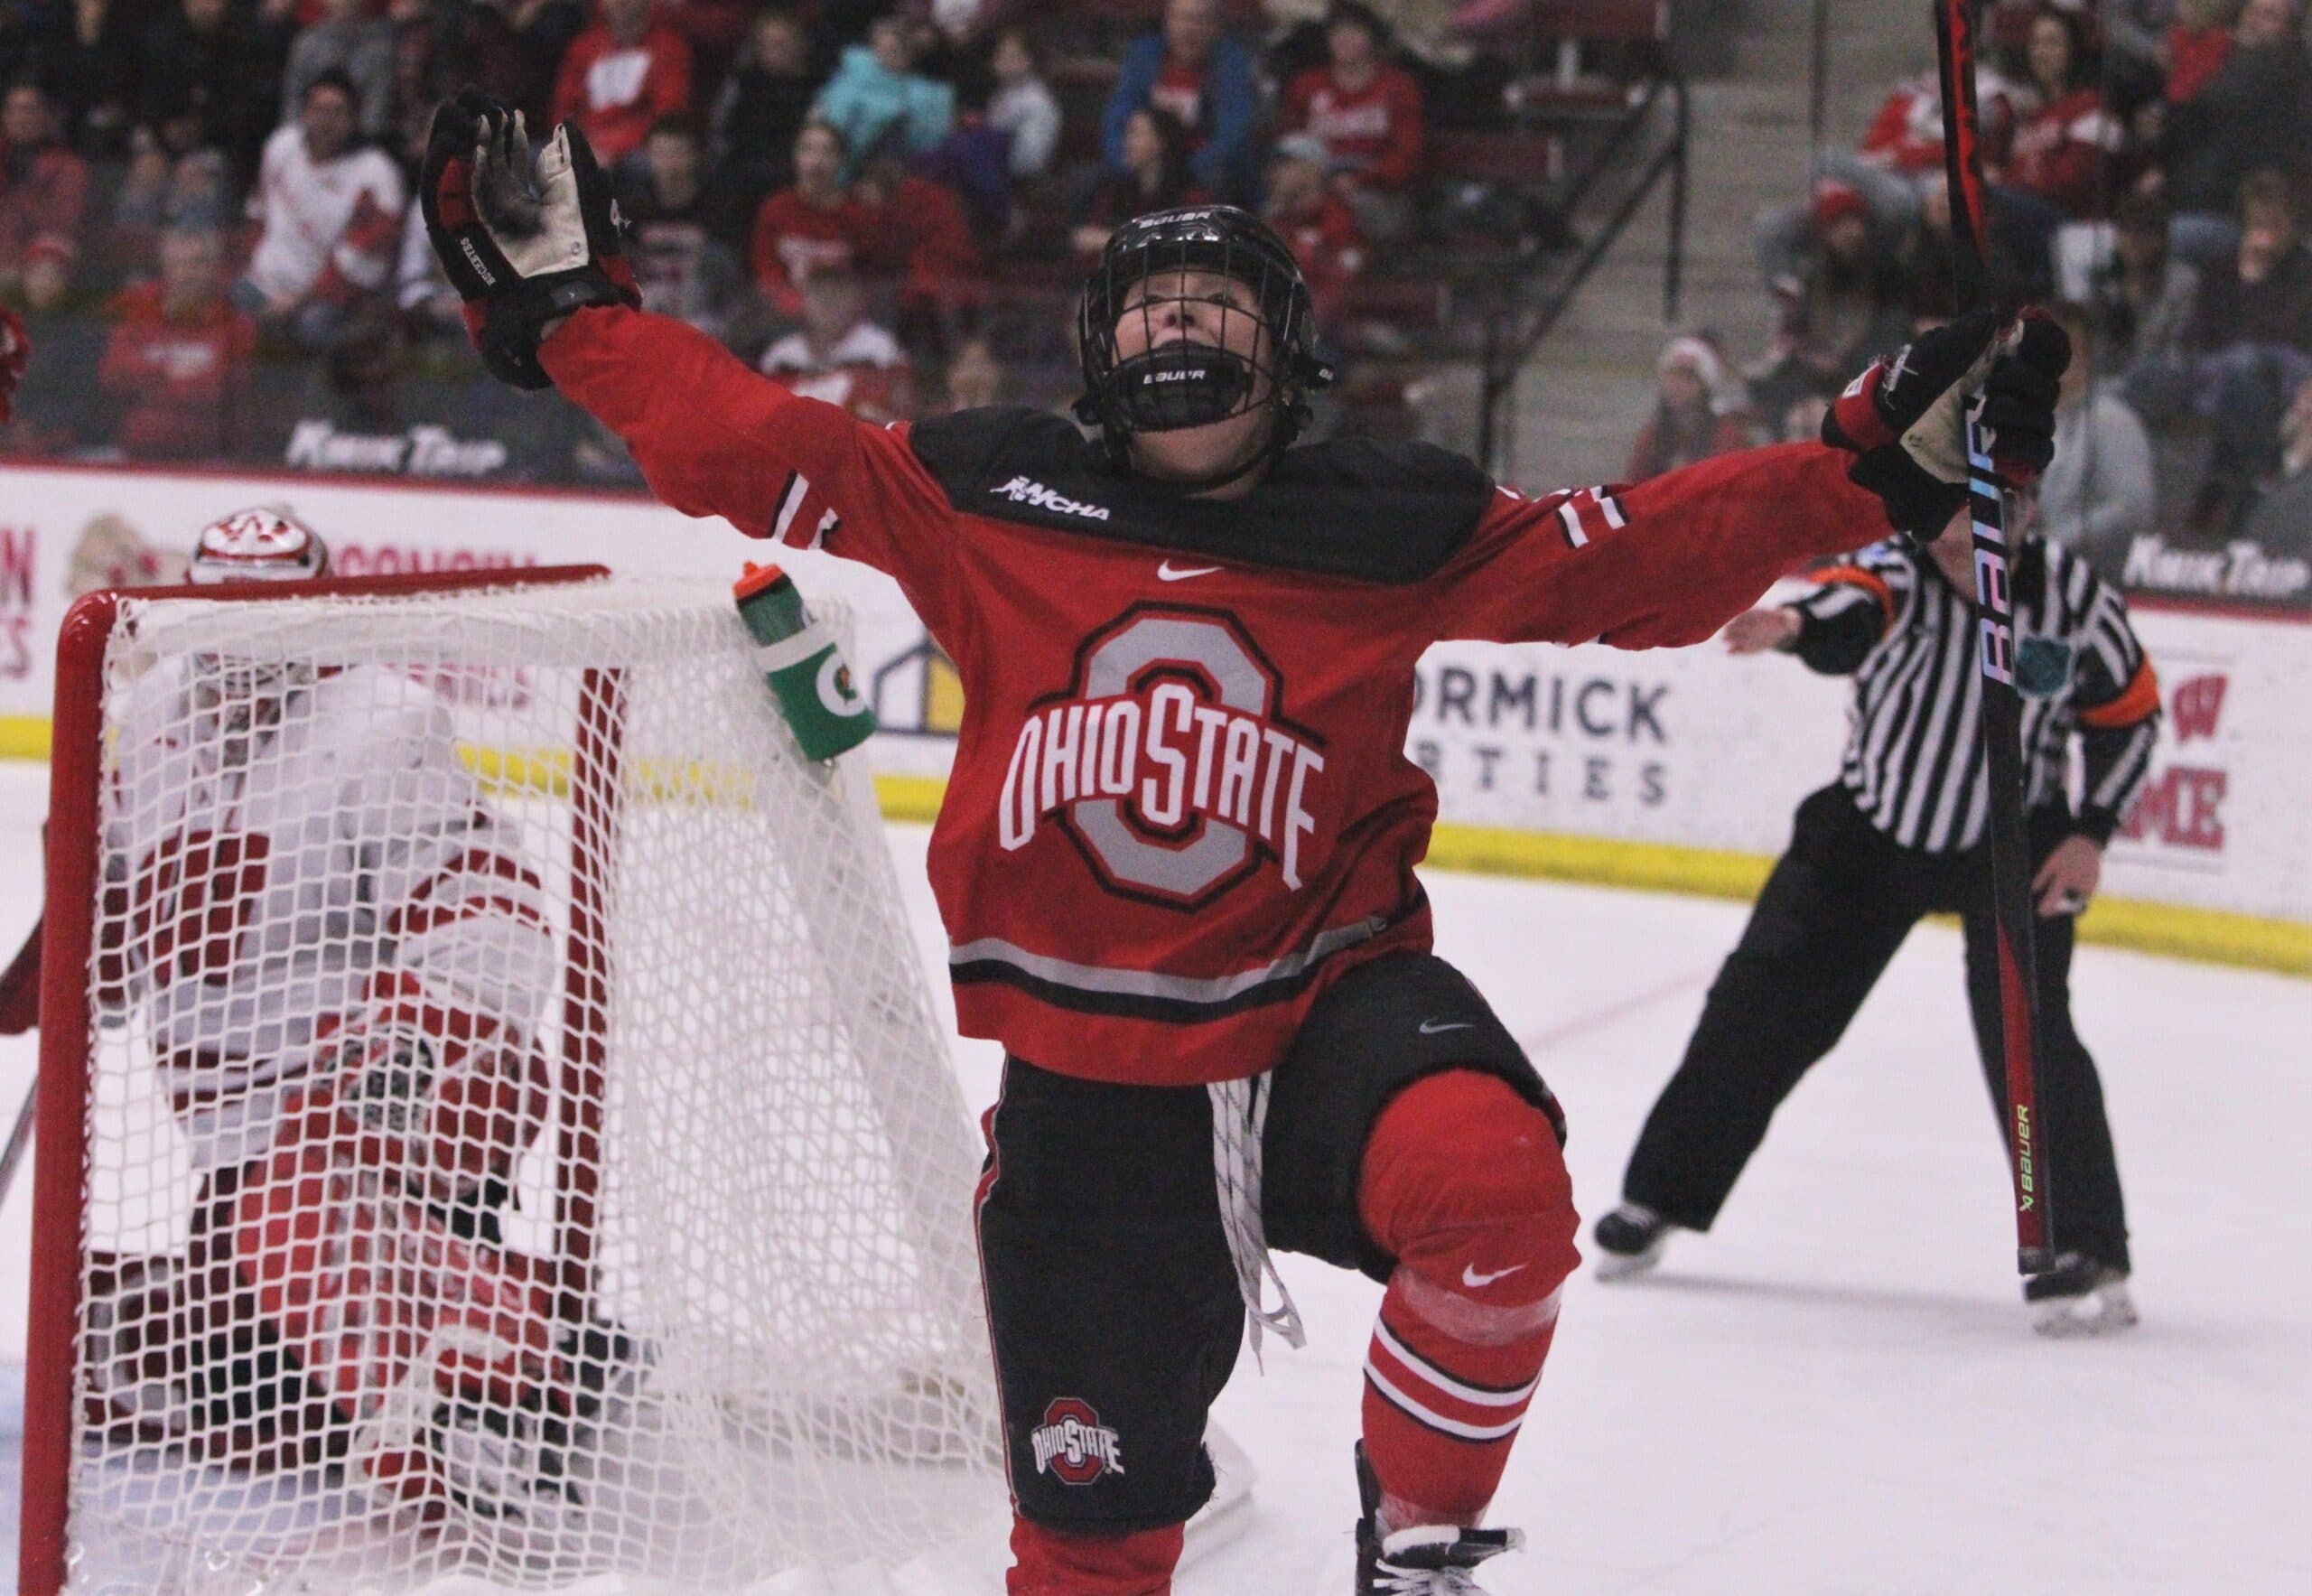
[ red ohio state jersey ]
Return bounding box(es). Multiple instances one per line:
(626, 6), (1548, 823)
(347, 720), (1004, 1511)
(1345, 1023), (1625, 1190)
(545, 307), (1891, 1087)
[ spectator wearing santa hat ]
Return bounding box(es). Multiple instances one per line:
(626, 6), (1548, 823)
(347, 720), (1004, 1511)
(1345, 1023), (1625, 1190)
(1625, 333), (1760, 481)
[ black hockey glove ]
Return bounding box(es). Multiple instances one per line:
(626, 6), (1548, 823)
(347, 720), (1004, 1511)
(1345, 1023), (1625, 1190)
(419, 89), (639, 390)
(1822, 308), (2069, 537)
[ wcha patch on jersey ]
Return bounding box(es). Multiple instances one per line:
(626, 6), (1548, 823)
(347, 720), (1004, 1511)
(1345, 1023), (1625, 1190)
(991, 476), (1113, 521)
(1031, 1398), (1125, 1485)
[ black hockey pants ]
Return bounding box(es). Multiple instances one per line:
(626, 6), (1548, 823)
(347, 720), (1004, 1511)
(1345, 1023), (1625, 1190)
(1619, 784), (2130, 1272)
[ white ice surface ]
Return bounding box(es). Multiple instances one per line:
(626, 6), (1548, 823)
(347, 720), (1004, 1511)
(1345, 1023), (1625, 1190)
(0, 758), (2306, 1593)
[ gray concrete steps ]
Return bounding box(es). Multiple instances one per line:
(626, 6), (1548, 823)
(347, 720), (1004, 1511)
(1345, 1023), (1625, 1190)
(1503, 2), (1945, 487)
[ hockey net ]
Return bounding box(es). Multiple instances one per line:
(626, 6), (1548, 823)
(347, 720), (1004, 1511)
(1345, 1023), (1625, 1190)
(23, 568), (1007, 1594)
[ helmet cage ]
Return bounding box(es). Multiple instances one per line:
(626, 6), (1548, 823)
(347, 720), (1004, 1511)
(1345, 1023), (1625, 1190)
(186, 506), (329, 706)
(1077, 207), (1334, 461)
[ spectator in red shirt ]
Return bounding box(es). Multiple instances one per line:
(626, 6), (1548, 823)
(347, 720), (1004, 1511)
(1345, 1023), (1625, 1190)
(1757, 56), (2024, 292)
(1263, 134), (1365, 327)
(853, 134), (984, 349)
(2001, 7), (2122, 213)
(1992, 5), (2123, 294)
(750, 120), (876, 316)
(0, 83), (90, 299)
(98, 225), (258, 461)
(552, 0), (695, 168)
(2160, 0), (2236, 105)
(1281, 2), (1424, 240)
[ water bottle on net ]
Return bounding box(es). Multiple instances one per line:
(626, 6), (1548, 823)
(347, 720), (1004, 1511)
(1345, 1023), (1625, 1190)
(732, 562), (877, 761)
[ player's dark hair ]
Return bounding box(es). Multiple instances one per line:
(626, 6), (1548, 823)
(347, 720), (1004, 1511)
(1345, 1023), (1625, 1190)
(1075, 204), (1336, 485)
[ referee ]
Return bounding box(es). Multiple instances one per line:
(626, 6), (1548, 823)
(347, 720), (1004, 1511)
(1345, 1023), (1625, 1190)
(1591, 497), (2160, 1335)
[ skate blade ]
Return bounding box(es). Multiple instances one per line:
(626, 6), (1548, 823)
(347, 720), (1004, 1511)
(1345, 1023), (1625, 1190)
(2031, 1283), (2140, 1338)
(1590, 1240), (1666, 1282)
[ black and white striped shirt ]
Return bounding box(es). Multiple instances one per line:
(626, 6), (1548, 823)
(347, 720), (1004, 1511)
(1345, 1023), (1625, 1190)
(1786, 537), (2161, 854)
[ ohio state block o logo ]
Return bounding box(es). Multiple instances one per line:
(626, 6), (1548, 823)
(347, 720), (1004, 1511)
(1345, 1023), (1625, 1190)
(1030, 1397), (1125, 1486)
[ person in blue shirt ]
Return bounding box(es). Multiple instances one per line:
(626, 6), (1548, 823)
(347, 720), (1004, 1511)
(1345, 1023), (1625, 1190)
(1101, 0), (1261, 202)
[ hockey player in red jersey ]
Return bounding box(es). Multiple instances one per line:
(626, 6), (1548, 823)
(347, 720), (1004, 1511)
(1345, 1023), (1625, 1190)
(420, 91), (2067, 1593)
(90, 508), (605, 1535)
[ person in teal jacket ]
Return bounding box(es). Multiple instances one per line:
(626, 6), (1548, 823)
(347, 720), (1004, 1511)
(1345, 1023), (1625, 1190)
(810, 14), (955, 182)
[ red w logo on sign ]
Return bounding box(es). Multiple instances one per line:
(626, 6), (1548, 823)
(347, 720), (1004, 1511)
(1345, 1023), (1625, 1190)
(2170, 674), (2226, 744)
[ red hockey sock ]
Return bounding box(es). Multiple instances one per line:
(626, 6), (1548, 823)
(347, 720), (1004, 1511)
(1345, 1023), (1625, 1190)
(1006, 1517), (1183, 1595)
(1356, 1070), (1580, 1531)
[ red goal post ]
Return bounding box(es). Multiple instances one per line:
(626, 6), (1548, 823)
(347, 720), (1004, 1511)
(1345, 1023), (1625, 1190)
(23, 565), (612, 1594)
(17, 564), (1012, 1594)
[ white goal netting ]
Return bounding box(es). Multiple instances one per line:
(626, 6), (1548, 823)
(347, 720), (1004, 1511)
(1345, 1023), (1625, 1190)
(46, 575), (1005, 1594)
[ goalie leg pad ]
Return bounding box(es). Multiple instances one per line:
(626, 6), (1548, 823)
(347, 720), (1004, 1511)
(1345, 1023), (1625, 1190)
(228, 1082), (565, 1424)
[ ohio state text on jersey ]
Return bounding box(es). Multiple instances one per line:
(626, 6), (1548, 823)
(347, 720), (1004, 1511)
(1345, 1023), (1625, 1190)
(546, 307), (1890, 1087)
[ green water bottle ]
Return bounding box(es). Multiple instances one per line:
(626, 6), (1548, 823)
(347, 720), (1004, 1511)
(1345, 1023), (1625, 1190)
(732, 562), (876, 761)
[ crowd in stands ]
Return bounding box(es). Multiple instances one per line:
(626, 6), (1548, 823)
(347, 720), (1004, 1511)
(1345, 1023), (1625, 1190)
(0, 0), (1576, 481)
(1631, 0), (2312, 596)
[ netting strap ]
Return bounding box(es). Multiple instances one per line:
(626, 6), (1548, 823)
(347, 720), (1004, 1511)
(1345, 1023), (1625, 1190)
(1208, 1072), (1306, 1365)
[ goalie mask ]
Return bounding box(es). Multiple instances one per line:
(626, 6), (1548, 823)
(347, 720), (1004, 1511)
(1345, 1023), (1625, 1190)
(1075, 205), (1335, 471)
(185, 507), (330, 715)
(188, 507), (331, 586)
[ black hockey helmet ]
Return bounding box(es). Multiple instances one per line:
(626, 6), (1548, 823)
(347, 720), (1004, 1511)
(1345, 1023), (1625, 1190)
(1075, 204), (1336, 465)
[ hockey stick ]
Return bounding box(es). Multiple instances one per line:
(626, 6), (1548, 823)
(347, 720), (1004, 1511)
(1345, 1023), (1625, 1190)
(0, 911), (38, 1035)
(1934, 0), (2055, 1274)
(0, 916), (41, 1213)
(0, 1078), (33, 1214)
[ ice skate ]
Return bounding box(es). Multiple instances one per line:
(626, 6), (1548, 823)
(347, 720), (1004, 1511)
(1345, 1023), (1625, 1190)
(1590, 1202), (1673, 1280)
(418, 1395), (591, 1540)
(2025, 1252), (2138, 1337)
(1354, 1443), (1523, 1594)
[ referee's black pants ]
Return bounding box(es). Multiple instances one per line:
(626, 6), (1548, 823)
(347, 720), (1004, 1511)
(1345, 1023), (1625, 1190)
(1620, 783), (2130, 1272)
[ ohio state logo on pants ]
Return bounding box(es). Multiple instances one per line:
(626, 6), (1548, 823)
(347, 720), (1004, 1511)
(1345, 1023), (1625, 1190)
(1030, 1397), (1125, 1485)
(998, 605), (1327, 909)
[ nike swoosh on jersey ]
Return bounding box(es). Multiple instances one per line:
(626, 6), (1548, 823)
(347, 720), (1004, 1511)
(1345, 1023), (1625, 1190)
(1417, 1019), (1475, 1035)
(1462, 1263), (1525, 1288)
(1157, 562), (1224, 581)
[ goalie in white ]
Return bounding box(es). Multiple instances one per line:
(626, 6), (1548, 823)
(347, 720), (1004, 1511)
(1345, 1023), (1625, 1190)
(89, 508), (600, 1531)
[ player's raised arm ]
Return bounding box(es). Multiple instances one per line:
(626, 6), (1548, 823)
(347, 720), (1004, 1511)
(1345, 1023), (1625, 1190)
(416, 92), (953, 592)
(1431, 311), (2067, 649)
